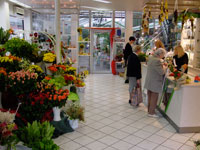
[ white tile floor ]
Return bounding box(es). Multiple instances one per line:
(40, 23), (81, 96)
(55, 74), (198, 150)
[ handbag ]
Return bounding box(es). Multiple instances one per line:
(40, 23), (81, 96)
(131, 85), (143, 106)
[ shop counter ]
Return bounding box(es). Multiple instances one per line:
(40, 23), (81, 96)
(142, 64), (200, 133)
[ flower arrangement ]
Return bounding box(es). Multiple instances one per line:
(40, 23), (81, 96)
(47, 88), (69, 108)
(4, 38), (34, 61)
(0, 109), (18, 150)
(75, 79), (85, 87)
(65, 103), (85, 122)
(0, 55), (21, 72)
(64, 74), (76, 86)
(65, 66), (76, 75)
(48, 64), (66, 75)
(79, 44), (85, 49)
(114, 54), (123, 62)
(18, 92), (51, 123)
(77, 27), (82, 34)
(48, 75), (66, 90)
(28, 65), (43, 73)
(8, 70), (38, 95)
(0, 67), (7, 92)
(0, 27), (12, 45)
(43, 52), (56, 63)
(168, 64), (182, 80)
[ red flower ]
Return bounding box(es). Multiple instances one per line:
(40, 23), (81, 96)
(30, 33), (33, 37)
(34, 32), (38, 37)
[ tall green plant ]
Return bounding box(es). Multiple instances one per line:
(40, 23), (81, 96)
(17, 121), (59, 150)
(0, 27), (11, 44)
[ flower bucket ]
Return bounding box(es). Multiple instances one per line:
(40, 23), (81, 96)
(53, 107), (61, 121)
(0, 145), (7, 150)
(35, 62), (43, 69)
(44, 62), (52, 75)
(62, 85), (71, 91)
(69, 119), (79, 129)
(77, 87), (85, 101)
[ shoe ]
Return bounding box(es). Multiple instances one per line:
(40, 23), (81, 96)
(129, 100), (131, 104)
(125, 79), (129, 84)
(148, 114), (159, 118)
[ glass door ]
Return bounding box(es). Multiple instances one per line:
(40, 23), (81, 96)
(91, 30), (111, 73)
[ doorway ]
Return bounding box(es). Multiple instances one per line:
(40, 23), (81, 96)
(91, 30), (111, 74)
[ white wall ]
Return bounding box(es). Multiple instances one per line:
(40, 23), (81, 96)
(0, 0), (10, 29)
(125, 11), (133, 43)
(24, 9), (32, 32)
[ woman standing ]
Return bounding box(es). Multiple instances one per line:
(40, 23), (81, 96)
(127, 45), (142, 106)
(144, 48), (166, 118)
(173, 45), (189, 73)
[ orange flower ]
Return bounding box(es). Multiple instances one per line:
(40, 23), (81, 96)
(45, 76), (51, 80)
(53, 95), (57, 100)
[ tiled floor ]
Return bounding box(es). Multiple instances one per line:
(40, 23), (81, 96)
(55, 74), (198, 150)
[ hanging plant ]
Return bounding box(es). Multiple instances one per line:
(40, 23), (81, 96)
(174, 9), (178, 25)
(164, 0), (169, 20)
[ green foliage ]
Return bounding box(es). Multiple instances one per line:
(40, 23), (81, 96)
(68, 92), (79, 102)
(138, 53), (147, 62)
(49, 75), (66, 90)
(0, 27), (11, 44)
(65, 103), (85, 121)
(17, 121), (59, 150)
(4, 38), (34, 61)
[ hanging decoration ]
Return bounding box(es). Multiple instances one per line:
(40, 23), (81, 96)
(159, 0), (169, 25)
(173, 9), (178, 25)
(165, 0), (169, 20)
(142, 7), (152, 34)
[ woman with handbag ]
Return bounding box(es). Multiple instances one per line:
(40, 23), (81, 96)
(127, 45), (142, 106)
(144, 48), (167, 118)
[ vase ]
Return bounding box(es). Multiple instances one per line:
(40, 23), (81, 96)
(0, 145), (7, 150)
(44, 62), (52, 75)
(77, 87), (85, 101)
(69, 119), (79, 129)
(53, 107), (61, 121)
(62, 85), (71, 91)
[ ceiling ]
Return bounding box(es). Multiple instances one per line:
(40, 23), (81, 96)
(144, 0), (200, 17)
(13, 0), (149, 14)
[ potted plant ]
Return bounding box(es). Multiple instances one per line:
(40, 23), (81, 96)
(0, 55), (21, 72)
(42, 52), (56, 75)
(65, 103), (85, 129)
(8, 70), (38, 96)
(46, 87), (69, 121)
(4, 38), (34, 61)
(48, 75), (66, 90)
(75, 79), (85, 101)
(16, 121), (59, 150)
(0, 27), (12, 45)
(0, 109), (18, 150)
(63, 74), (76, 91)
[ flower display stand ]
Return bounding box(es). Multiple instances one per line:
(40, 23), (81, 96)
(77, 87), (85, 101)
(53, 107), (61, 121)
(69, 119), (79, 129)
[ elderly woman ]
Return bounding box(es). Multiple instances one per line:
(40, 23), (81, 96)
(144, 48), (166, 117)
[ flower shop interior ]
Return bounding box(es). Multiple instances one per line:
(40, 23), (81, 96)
(1, 0), (200, 150)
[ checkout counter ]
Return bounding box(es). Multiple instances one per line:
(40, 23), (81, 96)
(142, 63), (200, 133)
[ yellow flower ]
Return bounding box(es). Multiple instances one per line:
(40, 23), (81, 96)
(43, 53), (56, 63)
(29, 65), (43, 73)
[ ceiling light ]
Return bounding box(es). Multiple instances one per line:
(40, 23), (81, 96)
(93, 0), (111, 3)
(9, 0), (31, 8)
(81, 6), (109, 10)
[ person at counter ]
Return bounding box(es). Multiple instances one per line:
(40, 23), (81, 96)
(144, 48), (167, 118)
(173, 45), (189, 73)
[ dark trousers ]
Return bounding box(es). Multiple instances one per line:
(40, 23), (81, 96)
(147, 90), (159, 115)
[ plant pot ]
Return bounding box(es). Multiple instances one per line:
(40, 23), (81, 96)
(77, 87), (85, 101)
(62, 85), (71, 91)
(69, 119), (79, 129)
(44, 62), (52, 75)
(53, 107), (61, 121)
(0, 145), (7, 150)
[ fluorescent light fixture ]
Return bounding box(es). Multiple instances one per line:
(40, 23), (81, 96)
(93, 0), (111, 4)
(81, 6), (109, 11)
(9, 0), (31, 8)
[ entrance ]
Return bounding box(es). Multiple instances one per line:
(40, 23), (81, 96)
(91, 30), (111, 74)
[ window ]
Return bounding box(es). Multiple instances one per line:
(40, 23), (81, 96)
(91, 11), (113, 27)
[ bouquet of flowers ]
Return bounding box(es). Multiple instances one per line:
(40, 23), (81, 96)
(0, 55), (21, 72)
(47, 75), (66, 90)
(0, 67), (7, 92)
(28, 65), (43, 73)
(0, 109), (18, 150)
(168, 64), (182, 80)
(65, 66), (76, 75)
(43, 52), (56, 63)
(8, 70), (38, 95)
(65, 103), (85, 122)
(64, 74), (76, 86)
(75, 79), (85, 87)
(47, 88), (69, 108)
(48, 64), (66, 75)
